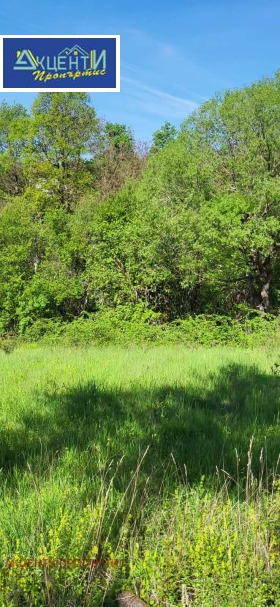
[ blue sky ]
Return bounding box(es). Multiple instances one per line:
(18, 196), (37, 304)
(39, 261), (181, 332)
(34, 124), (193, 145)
(0, 0), (279, 142)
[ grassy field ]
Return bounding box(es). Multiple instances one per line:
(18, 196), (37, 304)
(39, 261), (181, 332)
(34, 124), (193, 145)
(0, 345), (280, 606)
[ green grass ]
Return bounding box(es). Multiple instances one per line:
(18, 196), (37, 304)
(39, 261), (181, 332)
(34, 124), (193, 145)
(0, 345), (280, 606)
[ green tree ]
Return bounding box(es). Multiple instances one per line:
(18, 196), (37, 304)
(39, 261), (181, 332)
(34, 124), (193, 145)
(151, 121), (177, 152)
(0, 101), (29, 199)
(1, 72), (280, 336)
(92, 122), (145, 199)
(180, 72), (280, 311)
(27, 93), (99, 208)
(104, 122), (134, 152)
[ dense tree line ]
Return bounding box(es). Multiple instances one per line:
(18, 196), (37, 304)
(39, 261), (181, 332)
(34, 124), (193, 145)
(0, 72), (280, 336)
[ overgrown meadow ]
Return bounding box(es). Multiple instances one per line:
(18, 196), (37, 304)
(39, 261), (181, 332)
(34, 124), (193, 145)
(1, 69), (280, 606)
(0, 345), (280, 607)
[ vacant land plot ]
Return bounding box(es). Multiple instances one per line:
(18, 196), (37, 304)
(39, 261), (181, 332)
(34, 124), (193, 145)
(0, 346), (280, 607)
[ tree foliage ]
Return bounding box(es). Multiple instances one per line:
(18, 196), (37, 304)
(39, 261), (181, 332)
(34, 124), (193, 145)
(0, 73), (280, 337)
(151, 120), (177, 151)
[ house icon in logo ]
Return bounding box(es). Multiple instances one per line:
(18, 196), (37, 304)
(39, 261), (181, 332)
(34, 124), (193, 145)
(58, 45), (89, 58)
(13, 49), (39, 70)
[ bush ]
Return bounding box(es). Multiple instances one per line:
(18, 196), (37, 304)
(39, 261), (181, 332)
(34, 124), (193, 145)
(8, 307), (280, 348)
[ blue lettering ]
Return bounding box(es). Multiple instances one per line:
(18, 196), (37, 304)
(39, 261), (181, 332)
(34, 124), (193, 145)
(57, 56), (67, 70)
(69, 56), (79, 70)
(36, 56), (45, 70)
(46, 56), (57, 71)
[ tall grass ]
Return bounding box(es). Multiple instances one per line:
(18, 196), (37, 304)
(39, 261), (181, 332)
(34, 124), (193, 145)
(0, 345), (279, 606)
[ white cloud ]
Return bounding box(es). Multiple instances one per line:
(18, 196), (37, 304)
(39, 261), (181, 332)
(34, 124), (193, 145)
(122, 28), (180, 62)
(122, 77), (198, 119)
(158, 42), (177, 58)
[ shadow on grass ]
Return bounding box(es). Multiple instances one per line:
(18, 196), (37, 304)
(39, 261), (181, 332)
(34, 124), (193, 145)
(1, 363), (280, 487)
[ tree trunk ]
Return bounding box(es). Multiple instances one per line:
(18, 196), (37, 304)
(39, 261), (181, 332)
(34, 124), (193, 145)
(247, 252), (272, 312)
